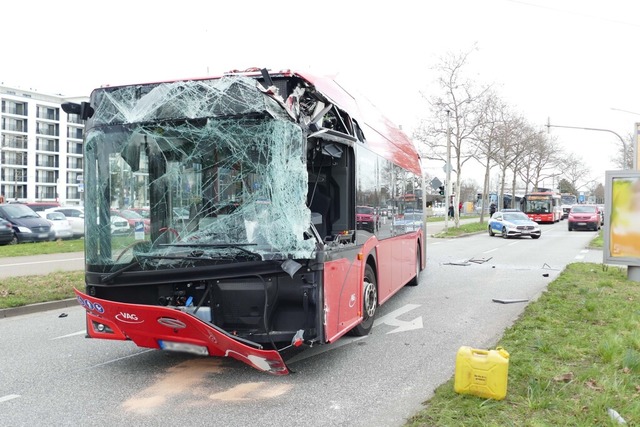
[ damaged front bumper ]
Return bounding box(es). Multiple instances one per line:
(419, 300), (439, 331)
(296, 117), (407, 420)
(74, 288), (289, 375)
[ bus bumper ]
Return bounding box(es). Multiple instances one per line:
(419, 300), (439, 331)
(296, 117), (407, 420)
(74, 289), (289, 375)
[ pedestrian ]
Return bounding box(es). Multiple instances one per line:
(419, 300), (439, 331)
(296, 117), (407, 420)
(448, 204), (454, 218)
(489, 203), (496, 216)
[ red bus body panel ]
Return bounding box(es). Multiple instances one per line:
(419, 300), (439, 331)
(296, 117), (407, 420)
(74, 289), (289, 375)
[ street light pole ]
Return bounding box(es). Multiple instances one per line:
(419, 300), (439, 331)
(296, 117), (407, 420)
(547, 118), (636, 170)
(445, 110), (451, 231)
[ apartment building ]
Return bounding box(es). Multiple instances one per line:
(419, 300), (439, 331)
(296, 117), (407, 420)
(0, 84), (88, 205)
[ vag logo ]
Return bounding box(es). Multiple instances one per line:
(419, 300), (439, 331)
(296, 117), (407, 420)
(115, 312), (144, 324)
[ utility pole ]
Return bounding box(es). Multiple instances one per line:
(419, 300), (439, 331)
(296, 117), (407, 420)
(445, 110), (451, 231)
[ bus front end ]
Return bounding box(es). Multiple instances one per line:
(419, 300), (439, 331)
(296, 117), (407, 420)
(78, 73), (341, 374)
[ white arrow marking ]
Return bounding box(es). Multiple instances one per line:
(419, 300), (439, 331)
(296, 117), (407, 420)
(373, 303), (423, 334)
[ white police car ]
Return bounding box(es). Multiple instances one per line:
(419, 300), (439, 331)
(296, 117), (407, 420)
(488, 209), (541, 239)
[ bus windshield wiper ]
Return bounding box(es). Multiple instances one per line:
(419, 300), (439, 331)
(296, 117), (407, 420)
(100, 254), (177, 283)
(158, 243), (261, 258)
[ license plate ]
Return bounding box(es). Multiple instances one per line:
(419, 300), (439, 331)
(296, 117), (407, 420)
(38, 233), (49, 238)
(577, 222), (586, 226)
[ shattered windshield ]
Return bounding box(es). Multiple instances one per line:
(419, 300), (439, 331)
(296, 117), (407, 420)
(84, 76), (316, 271)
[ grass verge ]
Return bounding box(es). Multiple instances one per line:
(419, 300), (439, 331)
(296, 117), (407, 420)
(406, 262), (640, 426)
(433, 220), (487, 237)
(0, 271), (83, 309)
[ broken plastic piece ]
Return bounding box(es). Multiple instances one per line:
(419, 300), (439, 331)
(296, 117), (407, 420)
(292, 329), (304, 347)
(607, 408), (627, 424)
(492, 298), (529, 304)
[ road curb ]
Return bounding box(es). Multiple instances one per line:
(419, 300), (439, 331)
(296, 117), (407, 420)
(0, 298), (78, 319)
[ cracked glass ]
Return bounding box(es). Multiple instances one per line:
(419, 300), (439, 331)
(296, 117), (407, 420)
(84, 76), (318, 271)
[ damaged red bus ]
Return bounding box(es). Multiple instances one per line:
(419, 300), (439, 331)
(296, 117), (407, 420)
(66, 68), (424, 375)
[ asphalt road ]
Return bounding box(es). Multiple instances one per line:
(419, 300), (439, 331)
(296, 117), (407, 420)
(0, 251), (84, 278)
(0, 219), (604, 426)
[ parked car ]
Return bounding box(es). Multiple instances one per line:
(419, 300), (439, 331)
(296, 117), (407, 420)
(0, 203), (55, 243)
(356, 206), (378, 233)
(110, 215), (131, 234)
(46, 206), (85, 238)
(129, 207), (150, 219)
(42, 211), (74, 240)
(111, 209), (150, 233)
(22, 201), (61, 212)
(488, 210), (541, 239)
(0, 218), (14, 245)
(567, 204), (601, 231)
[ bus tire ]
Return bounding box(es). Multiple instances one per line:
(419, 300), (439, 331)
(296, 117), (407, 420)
(349, 264), (378, 336)
(407, 246), (422, 286)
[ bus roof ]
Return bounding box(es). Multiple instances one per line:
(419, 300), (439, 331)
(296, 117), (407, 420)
(93, 68), (422, 176)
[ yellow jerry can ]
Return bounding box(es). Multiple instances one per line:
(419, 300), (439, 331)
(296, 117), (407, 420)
(454, 346), (509, 400)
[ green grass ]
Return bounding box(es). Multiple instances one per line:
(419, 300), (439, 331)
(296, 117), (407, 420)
(0, 271), (84, 309)
(433, 220), (488, 237)
(406, 263), (640, 426)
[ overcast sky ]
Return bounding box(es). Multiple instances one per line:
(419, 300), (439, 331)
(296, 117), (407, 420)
(4, 0), (639, 188)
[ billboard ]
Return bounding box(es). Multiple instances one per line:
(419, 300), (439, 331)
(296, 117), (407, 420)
(604, 170), (640, 266)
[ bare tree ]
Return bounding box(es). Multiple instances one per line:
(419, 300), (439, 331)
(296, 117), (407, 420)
(559, 154), (591, 191)
(413, 48), (491, 226)
(470, 90), (505, 222)
(508, 122), (536, 209)
(612, 132), (635, 169)
(517, 130), (559, 191)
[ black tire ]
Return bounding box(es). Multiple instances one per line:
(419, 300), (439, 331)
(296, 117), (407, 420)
(502, 227), (509, 239)
(488, 226), (495, 237)
(349, 264), (378, 336)
(531, 235), (541, 239)
(568, 225), (572, 231)
(407, 246), (422, 286)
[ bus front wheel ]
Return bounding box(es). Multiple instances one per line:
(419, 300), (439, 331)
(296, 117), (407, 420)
(407, 246), (422, 286)
(349, 264), (378, 336)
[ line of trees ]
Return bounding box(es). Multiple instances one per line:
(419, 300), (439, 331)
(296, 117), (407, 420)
(412, 48), (633, 224)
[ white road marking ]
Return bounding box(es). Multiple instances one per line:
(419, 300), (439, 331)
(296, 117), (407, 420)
(373, 303), (423, 334)
(51, 330), (86, 340)
(483, 248), (498, 254)
(77, 349), (155, 371)
(0, 395), (20, 403)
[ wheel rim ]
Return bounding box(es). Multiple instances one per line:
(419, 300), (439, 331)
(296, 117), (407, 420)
(363, 279), (377, 319)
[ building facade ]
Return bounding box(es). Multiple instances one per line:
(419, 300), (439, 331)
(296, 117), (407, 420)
(0, 84), (87, 205)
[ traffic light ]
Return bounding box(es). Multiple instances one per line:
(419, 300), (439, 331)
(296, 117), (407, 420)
(438, 186), (445, 196)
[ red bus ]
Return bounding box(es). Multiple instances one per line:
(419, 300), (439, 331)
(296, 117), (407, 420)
(65, 68), (424, 375)
(523, 191), (562, 223)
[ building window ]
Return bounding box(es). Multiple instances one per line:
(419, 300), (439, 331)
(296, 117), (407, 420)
(2, 117), (28, 132)
(37, 106), (60, 121)
(1, 100), (27, 116)
(37, 138), (59, 152)
(36, 122), (59, 136)
(1, 134), (28, 149)
(36, 154), (59, 168)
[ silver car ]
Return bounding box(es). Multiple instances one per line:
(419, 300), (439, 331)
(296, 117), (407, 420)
(488, 210), (541, 239)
